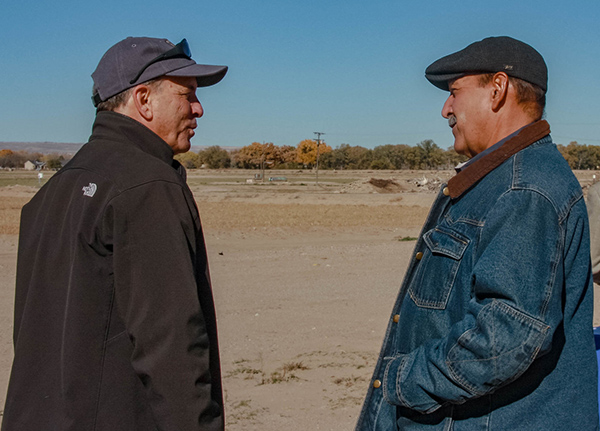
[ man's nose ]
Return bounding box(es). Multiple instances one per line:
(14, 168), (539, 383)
(441, 96), (452, 119)
(192, 100), (203, 118)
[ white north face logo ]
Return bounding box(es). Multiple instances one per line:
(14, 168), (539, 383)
(82, 183), (97, 197)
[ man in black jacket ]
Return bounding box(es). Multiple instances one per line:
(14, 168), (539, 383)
(2, 37), (228, 431)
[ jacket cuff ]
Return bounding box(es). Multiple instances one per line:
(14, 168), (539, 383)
(382, 355), (409, 406)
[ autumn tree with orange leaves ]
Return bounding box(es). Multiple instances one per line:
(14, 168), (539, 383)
(296, 139), (332, 167)
(232, 142), (275, 168)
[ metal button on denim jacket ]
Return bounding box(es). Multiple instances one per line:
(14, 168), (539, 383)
(356, 131), (599, 430)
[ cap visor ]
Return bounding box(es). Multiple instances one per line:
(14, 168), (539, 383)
(166, 64), (228, 87)
(425, 72), (466, 91)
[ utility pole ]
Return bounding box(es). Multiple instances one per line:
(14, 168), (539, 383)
(314, 132), (325, 185)
(261, 141), (265, 183)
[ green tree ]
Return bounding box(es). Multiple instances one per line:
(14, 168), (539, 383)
(589, 145), (600, 170)
(371, 144), (410, 169)
(319, 144), (349, 169)
(44, 154), (65, 170)
(175, 151), (202, 169)
(443, 146), (468, 168)
(345, 145), (372, 169)
(416, 140), (445, 169)
(403, 146), (423, 169)
(369, 157), (394, 170)
(564, 141), (588, 169)
(558, 141), (600, 170)
(198, 146), (231, 169)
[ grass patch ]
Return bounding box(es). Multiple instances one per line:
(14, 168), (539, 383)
(332, 375), (366, 387)
(232, 399), (252, 409)
(282, 361), (309, 373)
(259, 361), (309, 385)
(225, 366), (262, 379)
(0, 170), (55, 187)
(225, 359), (310, 385)
(227, 399), (265, 425)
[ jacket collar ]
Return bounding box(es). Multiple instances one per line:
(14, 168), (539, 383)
(447, 120), (551, 199)
(90, 111), (175, 165)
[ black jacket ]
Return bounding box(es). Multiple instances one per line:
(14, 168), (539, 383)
(2, 111), (224, 431)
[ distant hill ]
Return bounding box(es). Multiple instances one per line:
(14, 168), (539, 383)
(0, 142), (84, 154)
(0, 142), (240, 155)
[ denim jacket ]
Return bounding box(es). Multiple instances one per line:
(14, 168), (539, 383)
(356, 121), (599, 430)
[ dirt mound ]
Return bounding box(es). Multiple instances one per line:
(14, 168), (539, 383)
(338, 178), (414, 194)
(367, 178), (406, 193)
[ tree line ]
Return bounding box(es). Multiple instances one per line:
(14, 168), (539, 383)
(2, 141), (599, 171)
(0, 149), (68, 170)
(558, 141), (600, 170)
(175, 139), (470, 170)
(174, 140), (600, 171)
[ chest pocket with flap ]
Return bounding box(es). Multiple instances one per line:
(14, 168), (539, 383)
(408, 226), (470, 310)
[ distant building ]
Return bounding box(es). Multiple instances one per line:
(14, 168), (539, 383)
(24, 160), (46, 171)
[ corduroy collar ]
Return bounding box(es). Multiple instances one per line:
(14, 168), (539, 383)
(447, 120), (551, 199)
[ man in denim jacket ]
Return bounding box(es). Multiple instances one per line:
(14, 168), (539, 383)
(355, 36), (599, 430)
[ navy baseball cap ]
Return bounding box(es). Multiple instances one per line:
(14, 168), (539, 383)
(91, 37), (228, 107)
(425, 36), (547, 93)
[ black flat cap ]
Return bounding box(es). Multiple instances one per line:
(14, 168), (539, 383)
(425, 36), (547, 93)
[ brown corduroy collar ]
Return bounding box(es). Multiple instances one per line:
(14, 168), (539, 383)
(447, 120), (550, 199)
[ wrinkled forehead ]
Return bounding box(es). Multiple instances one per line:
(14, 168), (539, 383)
(153, 75), (198, 93)
(166, 75), (198, 88)
(447, 74), (485, 90)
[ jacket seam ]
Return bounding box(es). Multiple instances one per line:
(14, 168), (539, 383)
(446, 300), (550, 395)
(92, 278), (117, 431)
(507, 167), (568, 319)
(511, 153), (582, 223)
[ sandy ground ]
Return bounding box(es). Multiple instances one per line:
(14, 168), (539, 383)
(0, 169), (599, 429)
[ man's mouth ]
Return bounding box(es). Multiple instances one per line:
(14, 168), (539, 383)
(448, 116), (457, 128)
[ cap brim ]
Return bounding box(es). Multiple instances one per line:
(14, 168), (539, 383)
(166, 64), (228, 87)
(425, 72), (466, 91)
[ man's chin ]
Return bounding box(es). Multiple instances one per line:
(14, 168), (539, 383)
(453, 142), (466, 157)
(173, 141), (192, 155)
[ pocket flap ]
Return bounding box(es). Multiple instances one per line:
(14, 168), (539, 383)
(423, 227), (469, 260)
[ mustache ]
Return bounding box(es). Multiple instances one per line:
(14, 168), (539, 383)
(448, 115), (457, 127)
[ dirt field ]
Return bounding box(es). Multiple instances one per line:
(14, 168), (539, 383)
(0, 168), (598, 429)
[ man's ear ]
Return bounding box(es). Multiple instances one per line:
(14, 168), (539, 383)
(491, 72), (509, 111)
(131, 84), (153, 121)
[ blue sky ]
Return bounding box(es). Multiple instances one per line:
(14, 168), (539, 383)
(1, 0), (599, 150)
